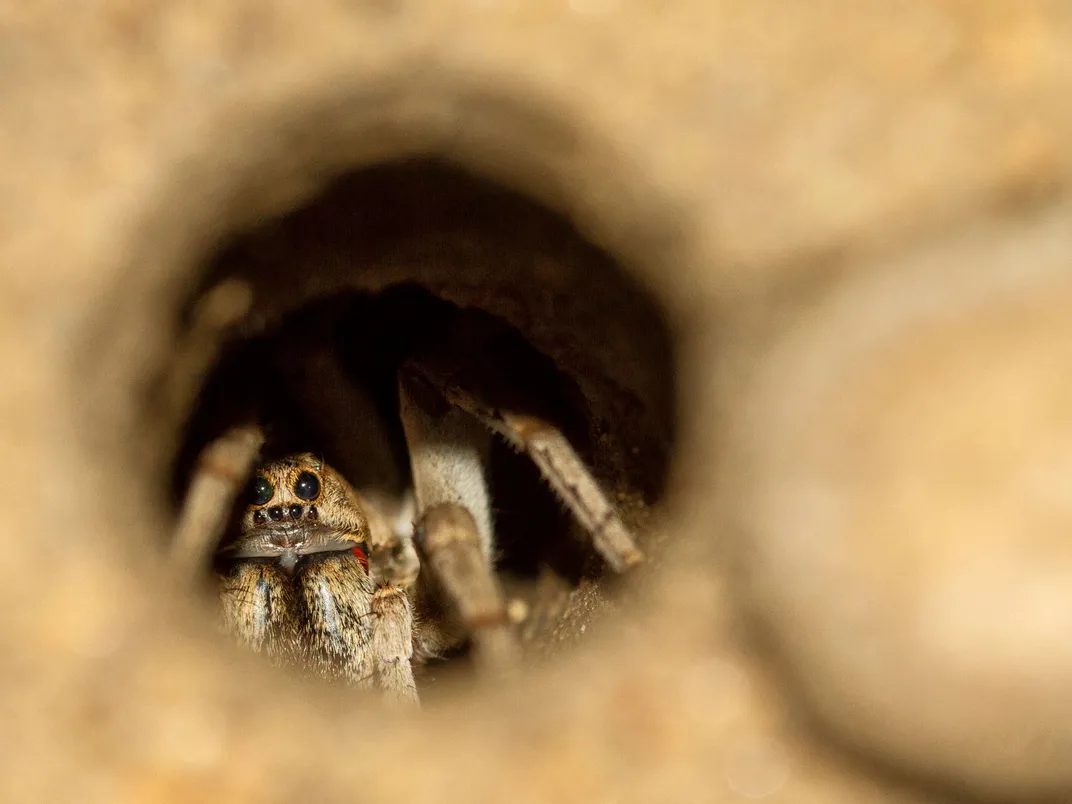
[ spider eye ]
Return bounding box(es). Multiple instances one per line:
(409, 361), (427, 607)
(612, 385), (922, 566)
(251, 475), (274, 506)
(294, 471), (321, 501)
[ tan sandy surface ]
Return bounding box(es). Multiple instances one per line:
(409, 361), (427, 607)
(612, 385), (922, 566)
(2, 2), (1072, 801)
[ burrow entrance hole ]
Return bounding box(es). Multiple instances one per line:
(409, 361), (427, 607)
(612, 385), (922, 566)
(170, 158), (676, 686)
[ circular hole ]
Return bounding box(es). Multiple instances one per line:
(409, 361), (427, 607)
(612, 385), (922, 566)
(167, 157), (677, 691)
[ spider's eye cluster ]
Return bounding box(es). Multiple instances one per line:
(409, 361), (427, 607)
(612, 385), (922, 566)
(251, 475), (274, 506)
(294, 471), (321, 501)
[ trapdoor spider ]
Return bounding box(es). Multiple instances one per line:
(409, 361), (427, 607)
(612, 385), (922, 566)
(170, 288), (645, 704)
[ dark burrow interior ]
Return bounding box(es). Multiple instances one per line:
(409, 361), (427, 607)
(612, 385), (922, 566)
(169, 158), (677, 687)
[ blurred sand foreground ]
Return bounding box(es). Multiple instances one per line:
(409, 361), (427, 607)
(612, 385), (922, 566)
(3, 2), (1072, 802)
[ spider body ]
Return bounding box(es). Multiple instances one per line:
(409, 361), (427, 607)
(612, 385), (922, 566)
(173, 292), (644, 704)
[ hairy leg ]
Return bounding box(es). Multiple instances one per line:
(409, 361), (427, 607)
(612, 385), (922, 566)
(403, 360), (643, 572)
(172, 425), (264, 581)
(296, 551), (377, 688)
(218, 559), (302, 665)
(398, 371), (519, 675)
(369, 584), (419, 705)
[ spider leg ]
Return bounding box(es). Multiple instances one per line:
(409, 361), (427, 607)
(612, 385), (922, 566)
(354, 490), (421, 704)
(362, 490), (421, 590)
(160, 279), (252, 435)
(171, 424), (264, 581)
(219, 559), (302, 666)
(369, 584), (420, 705)
(296, 551), (377, 688)
(398, 372), (520, 675)
(402, 361), (644, 573)
(297, 551), (419, 704)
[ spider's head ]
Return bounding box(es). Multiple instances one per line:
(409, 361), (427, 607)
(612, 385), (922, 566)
(227, 454), (371, 569)
(244, 454), (327, 531)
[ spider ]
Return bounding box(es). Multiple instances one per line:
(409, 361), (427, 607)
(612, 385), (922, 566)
(169, 285), (645, 704)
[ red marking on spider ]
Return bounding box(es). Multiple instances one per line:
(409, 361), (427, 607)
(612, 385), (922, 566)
(351, 545), (369, 570)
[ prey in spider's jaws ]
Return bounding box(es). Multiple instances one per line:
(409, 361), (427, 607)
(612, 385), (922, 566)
(221, 454), (373, 574)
